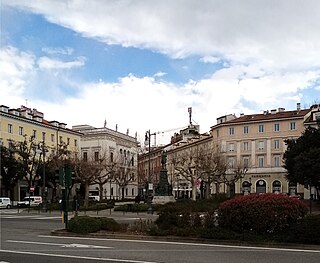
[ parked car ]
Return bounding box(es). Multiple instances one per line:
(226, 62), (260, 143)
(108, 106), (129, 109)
(0, 197), (12, 209)
(17, 196), (43, 208)
(88, 196), (100, 202)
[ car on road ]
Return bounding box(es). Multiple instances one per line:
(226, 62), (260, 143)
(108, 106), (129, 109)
(0, 197), (12, 209)
(17, 196), (42, 208)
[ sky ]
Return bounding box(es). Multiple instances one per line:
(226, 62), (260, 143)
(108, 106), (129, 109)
(1, 0), (320, 146)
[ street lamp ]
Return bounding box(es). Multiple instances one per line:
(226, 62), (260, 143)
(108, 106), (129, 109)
(0, 139), (3, 191)
(145, 130), (156, 214)
(41, 141), (47, 212)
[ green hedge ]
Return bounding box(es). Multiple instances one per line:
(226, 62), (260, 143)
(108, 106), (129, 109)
(67, 216), (121, 234)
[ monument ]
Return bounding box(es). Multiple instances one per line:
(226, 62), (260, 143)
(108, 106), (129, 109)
(153, 151), (176, 204)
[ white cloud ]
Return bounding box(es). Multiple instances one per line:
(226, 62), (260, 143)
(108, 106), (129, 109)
(153, 71), (167, 78)
(0, 46), (35, 104)
(2, 1), (320, 145)
(200, 56), (220, 64)
(37, 56), (85, 70)
(42, 46), (74, 56)
(4, 0), (320, 71)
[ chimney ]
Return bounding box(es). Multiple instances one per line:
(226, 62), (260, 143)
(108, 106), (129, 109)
(297, 103), (301, 111)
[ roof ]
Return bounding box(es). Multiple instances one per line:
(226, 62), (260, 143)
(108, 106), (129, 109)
(212, 109), (310, 128)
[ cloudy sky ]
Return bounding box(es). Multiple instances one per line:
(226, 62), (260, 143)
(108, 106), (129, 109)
(1, 0), (320, 145)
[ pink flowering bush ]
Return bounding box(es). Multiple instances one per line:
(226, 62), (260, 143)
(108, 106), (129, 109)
(218, 194), (308, 234)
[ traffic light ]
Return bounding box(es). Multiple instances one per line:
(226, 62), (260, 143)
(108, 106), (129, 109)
(64, 165), (72, 188)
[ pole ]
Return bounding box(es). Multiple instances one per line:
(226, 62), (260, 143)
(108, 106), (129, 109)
(42, 142), (47, 212)
(147, 130), (153, 214)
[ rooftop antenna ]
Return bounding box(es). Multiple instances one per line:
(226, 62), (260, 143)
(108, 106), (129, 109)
(188, 107), (192, 125)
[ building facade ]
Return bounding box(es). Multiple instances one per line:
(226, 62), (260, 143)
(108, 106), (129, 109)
(0, 105), (81, 200)
(72, 125), (139, 200)
(210, 104), (310, 197)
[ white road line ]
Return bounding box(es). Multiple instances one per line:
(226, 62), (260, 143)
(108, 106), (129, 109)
(6, 240), (112, 249)
(39, 235), (320, 254)
(0, 250), (157, 263)
(1, 215), (62, 220)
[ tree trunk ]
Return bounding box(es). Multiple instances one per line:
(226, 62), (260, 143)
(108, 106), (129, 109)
(99, 183), (104, 201)
(84, 181), (89, 209)
(192, 184), (197, 201)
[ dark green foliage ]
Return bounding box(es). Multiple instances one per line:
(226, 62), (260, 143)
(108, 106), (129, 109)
(67, 216), (121, 234)
(98, 217), (121, 232)
(283, 126), (320, 197)
(67, 216), (101, 234)
(274, 215), (320, 244)
(218, 194), (309, 234)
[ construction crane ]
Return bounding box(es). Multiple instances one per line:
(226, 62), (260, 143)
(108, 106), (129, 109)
(145, 126), (187, 147)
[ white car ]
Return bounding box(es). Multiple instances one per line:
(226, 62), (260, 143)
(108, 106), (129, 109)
(0, 197), (12, 209)
(17, 196), (42, 208)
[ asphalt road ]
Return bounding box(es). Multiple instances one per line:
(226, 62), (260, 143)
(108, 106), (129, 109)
(1, 209), (320, 263)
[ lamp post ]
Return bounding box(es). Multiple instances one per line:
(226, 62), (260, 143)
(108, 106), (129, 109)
(41, 141), (47, 212)
(145, 130), (156, 214)
(0, 139), (3, 195)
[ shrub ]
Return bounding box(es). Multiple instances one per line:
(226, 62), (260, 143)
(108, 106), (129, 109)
(218, 194), (309, 234)
(98, 217), (121, 232)
(67, 216), (101, 234)
(275, 214), (320, 244)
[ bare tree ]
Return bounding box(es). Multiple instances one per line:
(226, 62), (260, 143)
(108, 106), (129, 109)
(171, 148), (200, 201)
(73, 154), (103, 208)
(113, 154), (136, 200)
(94, 153), (117, 201)
(196, 145), (228, 198)
(10, 135), (43, 196)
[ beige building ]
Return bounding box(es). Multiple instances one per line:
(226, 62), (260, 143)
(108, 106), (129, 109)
(210, 104), (310, 197)
(72, 125), (139, 200)
(0, 104), (81, 200)
(166, 126), (212, 200)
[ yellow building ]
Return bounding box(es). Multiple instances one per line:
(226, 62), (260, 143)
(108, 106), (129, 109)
(0, 104), (81, 200)
(210, 104), (310, 197)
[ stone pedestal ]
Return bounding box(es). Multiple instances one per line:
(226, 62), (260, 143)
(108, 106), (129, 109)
(152, 195), (176, 204)
(153, 169), (175, 204)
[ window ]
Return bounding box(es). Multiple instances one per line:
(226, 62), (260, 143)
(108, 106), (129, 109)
(110, 152), (114, 162)
(228, 157), (235, 168)
(274, 123), (280, 132)
(243, 126), (249, 134)
(8, 124), (13, 133)
(274, 140), (280, 149)
(132, 189), (134, 196)
(126, 188), (128, 196)
(59, 136), (63, 144)
(258, 156), (264, 167)
(94, 151), (99, 162)
(229, 127), (235, 135)
(258, 141), (264, 150)
(243, 157), (249, 168)
(19, 126), (24, 135)
(83, 152), (88, 162)
(274, 155), (281, 167)
(42, 132), (46, 142)
(229, 143), (235, 152)
(243, 141), (249, 151)
(32, 130), (37, 138)
(67, 138), (70, 145)
(258, 124), (264, 133)
(51, 134), (55, 143)
(111, 187), (114, 196)
(290, 122), (296, 130)
(74, 139), (78, 147)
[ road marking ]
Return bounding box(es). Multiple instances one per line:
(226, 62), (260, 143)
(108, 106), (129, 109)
(1, 215), (62, 220)
(0, 250), (157, 263)
(6, 240), (112, 249)
(39, 235), (320, 254)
